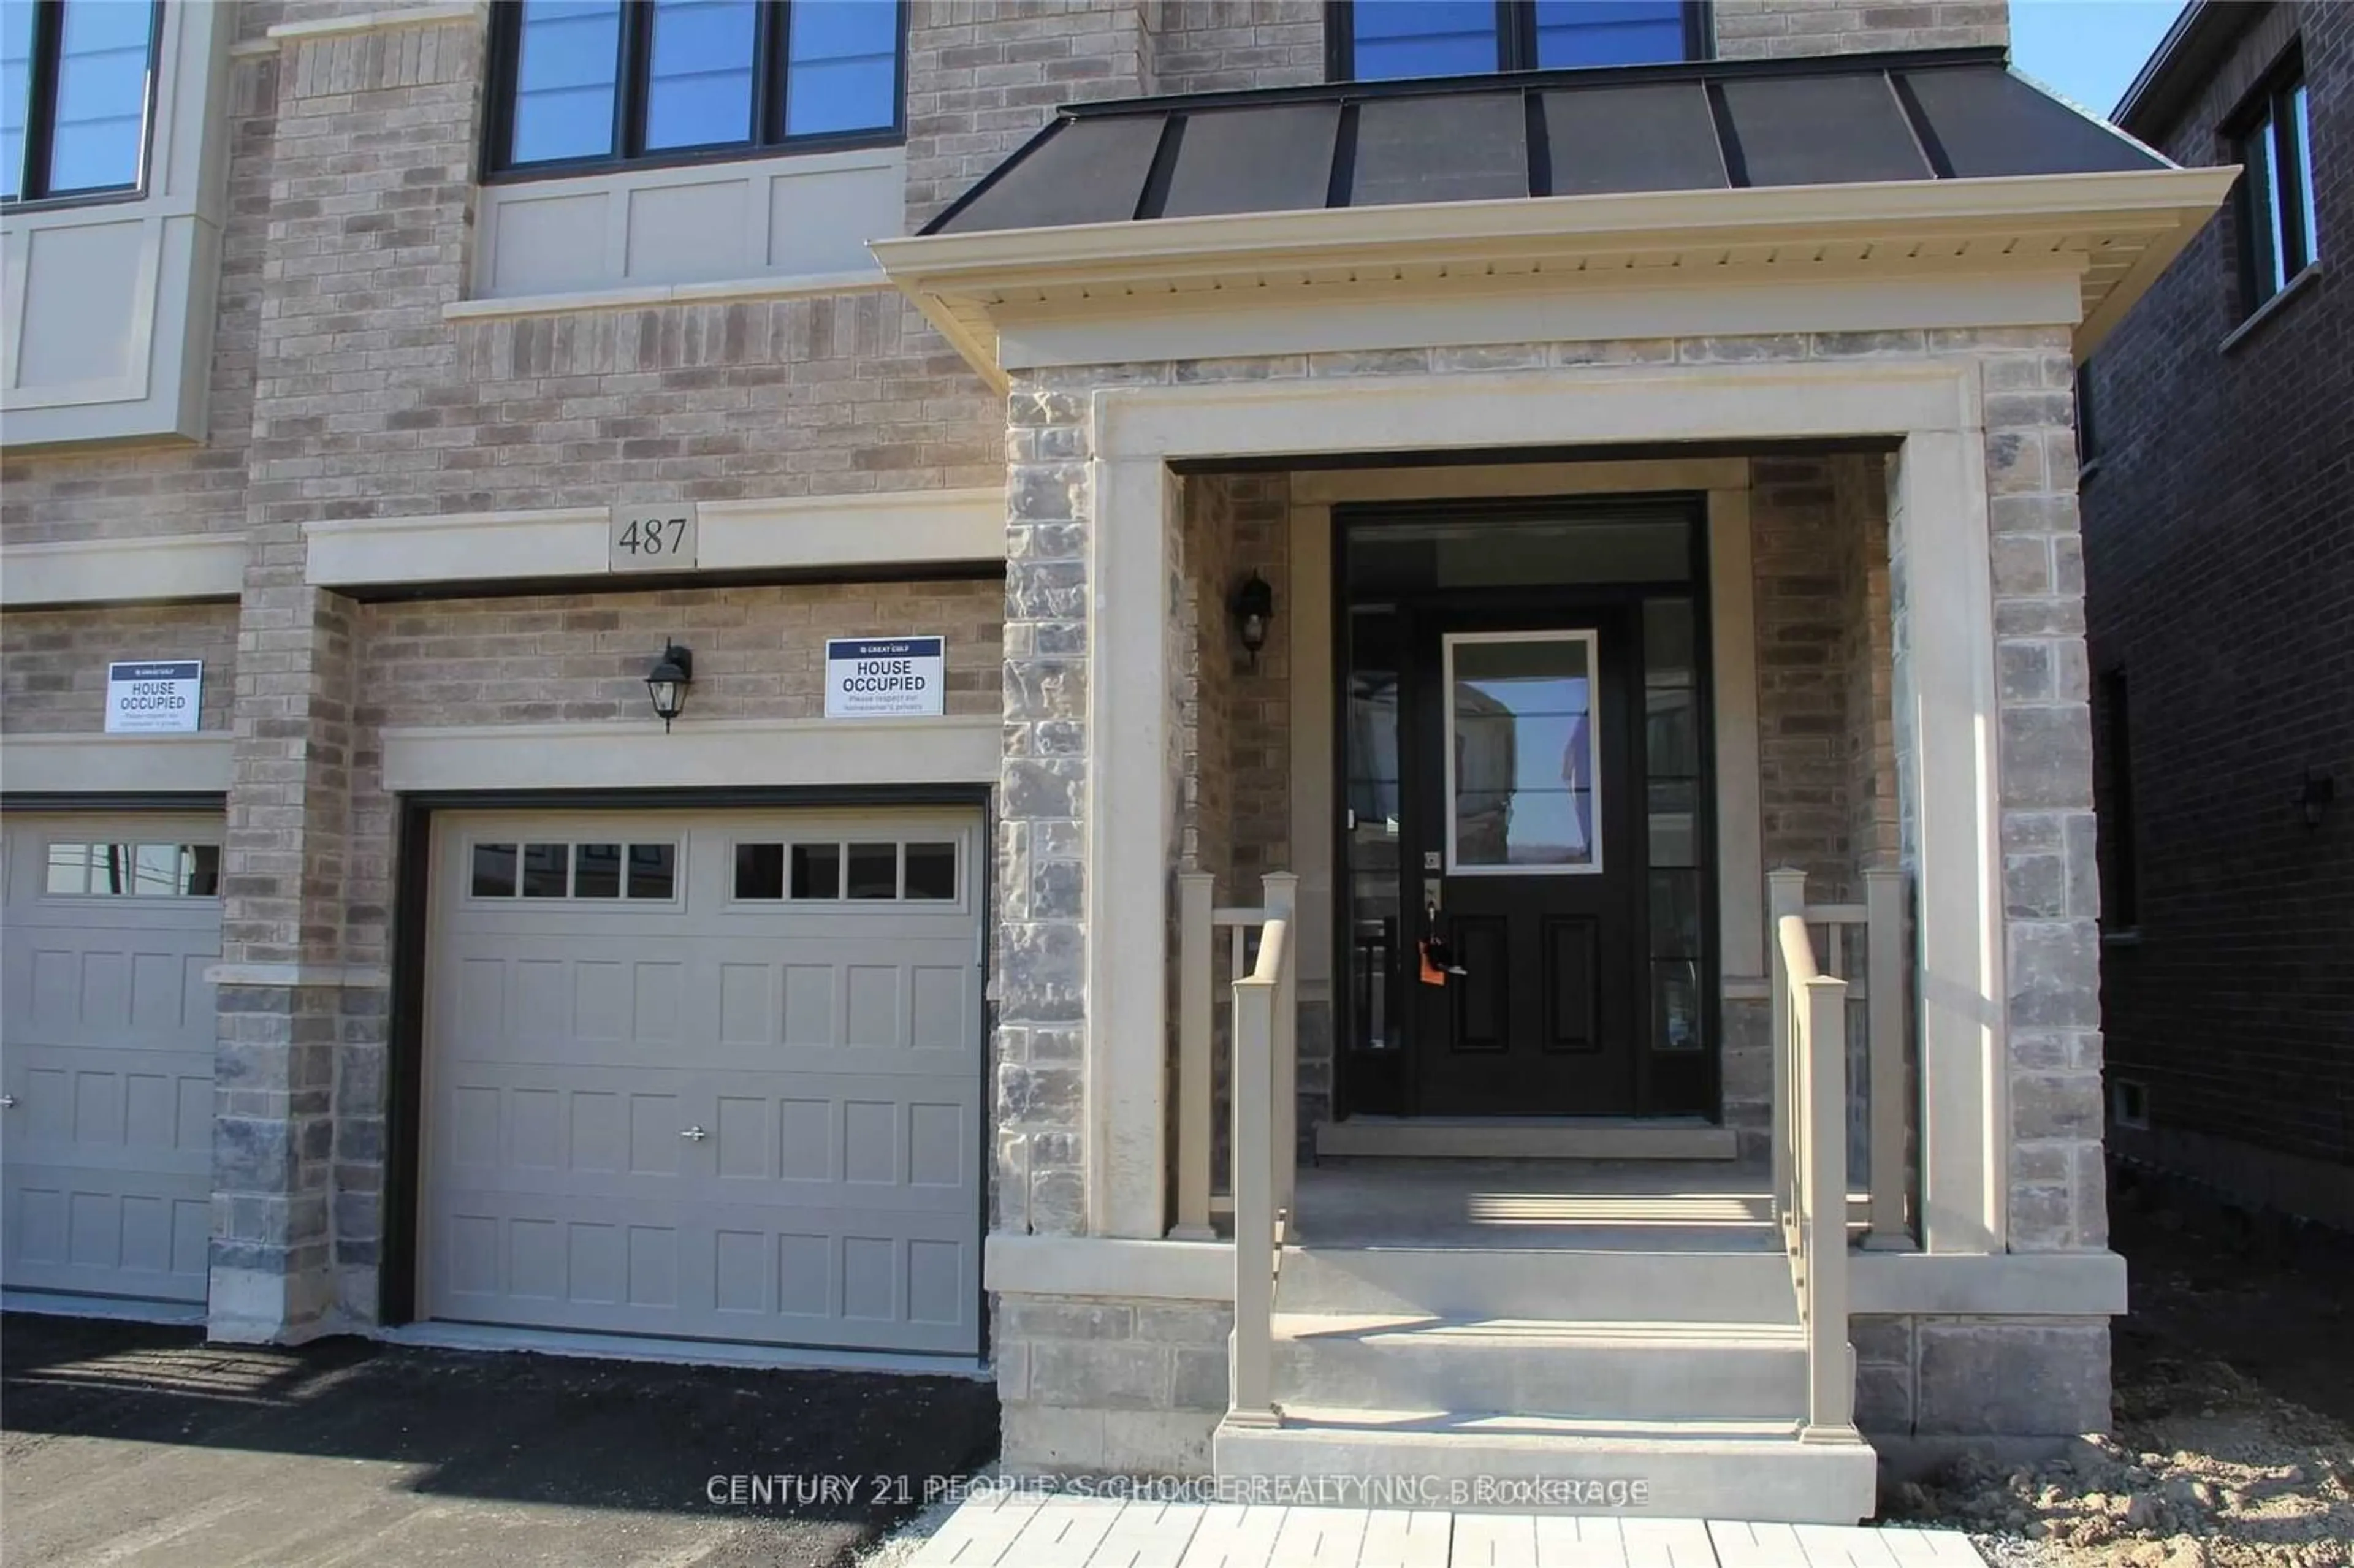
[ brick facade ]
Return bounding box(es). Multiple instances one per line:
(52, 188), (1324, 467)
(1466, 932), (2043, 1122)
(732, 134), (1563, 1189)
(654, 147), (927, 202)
(2081, 1), (2354, 1225)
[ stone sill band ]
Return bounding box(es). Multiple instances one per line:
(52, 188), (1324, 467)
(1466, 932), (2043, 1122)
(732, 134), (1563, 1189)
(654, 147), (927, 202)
(443, 270), (897, 322)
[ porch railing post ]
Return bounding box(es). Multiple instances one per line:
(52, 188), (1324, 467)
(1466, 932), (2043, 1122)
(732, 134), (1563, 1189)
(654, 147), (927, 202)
(1262, 872), (1300, 1221)
(1173, 871), (1216, 1241)
(1801, 969), (1860, 1442)
(1227, 923), (1285, 1430)
(1767, 869), (1809, 1225)
(1862, 867), (1910, 1249)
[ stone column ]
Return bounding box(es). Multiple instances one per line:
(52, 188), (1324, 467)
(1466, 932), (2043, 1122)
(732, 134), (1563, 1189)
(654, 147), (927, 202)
(1982, 333), (2106, 1254)
(1887, 427), (2005, 1255)
(996, 382), (1095, 1237)
(207, 17), (481, 1338)
(208, 580), (359, 1342)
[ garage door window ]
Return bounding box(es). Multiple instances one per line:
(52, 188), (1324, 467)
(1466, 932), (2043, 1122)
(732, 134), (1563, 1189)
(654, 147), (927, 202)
(42, 840), (219, 897)
(470, 840), (677, 901)
(732, 838), (959, 902)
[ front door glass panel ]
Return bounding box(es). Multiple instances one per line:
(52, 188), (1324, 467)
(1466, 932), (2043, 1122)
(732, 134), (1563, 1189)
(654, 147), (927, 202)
(1346, 608), (1406, 1053)
(1444, 631), (1601, 875)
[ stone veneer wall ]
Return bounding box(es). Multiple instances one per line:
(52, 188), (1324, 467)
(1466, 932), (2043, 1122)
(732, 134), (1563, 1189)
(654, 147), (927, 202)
(994, 1293), (1234, 1475)
(1, 604), (241, 735)
(994, 325), (2105, 1468)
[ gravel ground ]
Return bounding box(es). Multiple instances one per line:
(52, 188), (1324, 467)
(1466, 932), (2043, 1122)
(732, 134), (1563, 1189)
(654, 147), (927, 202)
(1885, 1173), (2354, 1568)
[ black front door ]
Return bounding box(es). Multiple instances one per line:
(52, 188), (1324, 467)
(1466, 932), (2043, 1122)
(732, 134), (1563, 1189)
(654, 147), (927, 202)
(1407, 609), (1643, 1115)
(1335, 498), (1717, 1123)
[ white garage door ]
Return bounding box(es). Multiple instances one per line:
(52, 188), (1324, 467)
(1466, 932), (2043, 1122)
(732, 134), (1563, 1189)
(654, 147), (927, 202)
(422, 808), (986, 1355)
(1, 814), (221, 1306)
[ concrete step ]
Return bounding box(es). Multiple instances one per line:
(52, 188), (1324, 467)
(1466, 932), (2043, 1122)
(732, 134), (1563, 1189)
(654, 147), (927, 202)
(1214, 1405), (1878, 1524)
(1270, 1313), (1810, 1421)
(1278, 1244), (1799, 1322)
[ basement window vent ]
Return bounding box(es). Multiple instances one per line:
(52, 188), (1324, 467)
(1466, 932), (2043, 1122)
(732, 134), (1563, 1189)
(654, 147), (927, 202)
(2110, 1078), (2151, 1132)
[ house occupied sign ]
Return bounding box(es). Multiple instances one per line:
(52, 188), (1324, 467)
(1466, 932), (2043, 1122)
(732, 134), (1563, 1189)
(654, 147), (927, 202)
(825, 637), (944, 718)
(105, 661), (203, 734)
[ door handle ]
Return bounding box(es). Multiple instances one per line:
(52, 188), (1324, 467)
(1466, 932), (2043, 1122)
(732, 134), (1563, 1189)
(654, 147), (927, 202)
(0, 1094), (15, 1109)
(679, 1125), (708, 1142)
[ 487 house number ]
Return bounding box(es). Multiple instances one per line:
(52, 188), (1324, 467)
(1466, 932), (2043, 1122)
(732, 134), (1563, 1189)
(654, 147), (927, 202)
(617, 517), (688, 556)
(608, 503), (698, 571)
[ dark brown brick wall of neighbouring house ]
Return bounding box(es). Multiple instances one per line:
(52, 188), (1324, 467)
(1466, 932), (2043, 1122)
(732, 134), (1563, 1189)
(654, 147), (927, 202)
(2080, 1), (2354, 1204)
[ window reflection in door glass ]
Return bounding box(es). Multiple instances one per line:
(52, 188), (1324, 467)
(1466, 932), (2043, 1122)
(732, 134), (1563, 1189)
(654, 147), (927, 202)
(1447, 634), (1597, 872)
(1346, 609), (1405, 1052)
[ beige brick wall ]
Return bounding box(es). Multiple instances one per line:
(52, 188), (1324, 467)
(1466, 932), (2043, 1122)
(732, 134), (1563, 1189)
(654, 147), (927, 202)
(905, 0), (1150, 232)
(1752, 456), (1856, 898)
(1716, 0), (2009, 58)
(333, 578), (1004, 971)
(0, 604), (241, 734)
(1146, 0), (1324, 94)
(1840, 454), (1900, 872)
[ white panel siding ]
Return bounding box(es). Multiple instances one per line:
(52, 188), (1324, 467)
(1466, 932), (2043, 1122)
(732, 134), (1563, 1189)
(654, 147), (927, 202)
(474, 145), (904, 301)
(0, 2), (233, 447)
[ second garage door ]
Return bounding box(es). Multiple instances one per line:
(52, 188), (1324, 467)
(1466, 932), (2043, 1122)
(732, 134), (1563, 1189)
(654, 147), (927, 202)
(1, 813), (221, 1307)
(422, 808), (985, 1355)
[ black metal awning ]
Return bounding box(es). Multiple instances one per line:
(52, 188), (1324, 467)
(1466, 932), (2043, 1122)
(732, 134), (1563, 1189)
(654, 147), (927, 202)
(921, 48), (2166, 237)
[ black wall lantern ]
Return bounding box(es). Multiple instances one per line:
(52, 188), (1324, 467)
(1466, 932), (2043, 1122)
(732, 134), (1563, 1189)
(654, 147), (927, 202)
(1231, 573), (1274, 666)
(644, 641), (693, 731)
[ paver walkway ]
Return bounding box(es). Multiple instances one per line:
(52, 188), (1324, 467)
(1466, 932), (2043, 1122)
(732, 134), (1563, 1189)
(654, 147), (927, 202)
(901, 1493), (1987, 1568)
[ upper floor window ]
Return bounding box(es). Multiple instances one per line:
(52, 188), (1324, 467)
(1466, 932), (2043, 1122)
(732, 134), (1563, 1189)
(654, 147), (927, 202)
(1, 0), (159, 203)
(2234, 61), (2318, 313)
(489, 0), (904, 178)
(1332, 1), (1699, 82)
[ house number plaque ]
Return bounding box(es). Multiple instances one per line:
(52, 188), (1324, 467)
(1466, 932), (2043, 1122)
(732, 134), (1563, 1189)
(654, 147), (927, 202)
(609, 502), (699, 572)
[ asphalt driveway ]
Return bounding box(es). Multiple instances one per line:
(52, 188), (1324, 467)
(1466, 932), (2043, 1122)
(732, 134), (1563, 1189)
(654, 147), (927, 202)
(1, 1313), (998, 1568)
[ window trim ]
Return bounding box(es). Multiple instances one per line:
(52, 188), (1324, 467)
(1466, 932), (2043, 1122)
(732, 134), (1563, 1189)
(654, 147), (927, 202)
(1, 0), (166, 208)
(1324, 0), (1710, 82)
(481, 0), (910, 185)
(2228, 51), (2317, 319)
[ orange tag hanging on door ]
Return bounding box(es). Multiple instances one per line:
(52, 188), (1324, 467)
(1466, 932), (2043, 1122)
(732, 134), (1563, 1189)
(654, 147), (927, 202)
(1418, 940), (1448, 986)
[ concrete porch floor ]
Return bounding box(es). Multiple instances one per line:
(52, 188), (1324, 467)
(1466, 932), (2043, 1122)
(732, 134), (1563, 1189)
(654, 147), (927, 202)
(1289, 1161), (1789, 1252)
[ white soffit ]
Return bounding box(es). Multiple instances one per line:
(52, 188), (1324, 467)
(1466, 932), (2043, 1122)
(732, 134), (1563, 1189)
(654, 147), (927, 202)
(303, 487), (1005, 590)
(2, 534), (247, 607)
(872, 168), (2239, 384)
